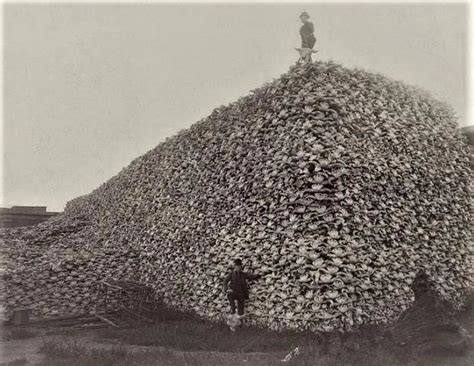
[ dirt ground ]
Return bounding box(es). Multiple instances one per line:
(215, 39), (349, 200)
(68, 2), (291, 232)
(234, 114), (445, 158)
(1, 316), (473, 366)
(1, 334), (46, 365)
(1, 294), (473, 366)
(0, 328), (287, 366)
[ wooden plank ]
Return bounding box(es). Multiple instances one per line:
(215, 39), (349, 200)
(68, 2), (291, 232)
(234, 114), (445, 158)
(94, 313), (119, 328)
(28, 313), (89, 324)
(137, 314), (154, 323)
(50, 319), (101, 327)
(100, 281), (123, 291)
(74, 324), (110, 331)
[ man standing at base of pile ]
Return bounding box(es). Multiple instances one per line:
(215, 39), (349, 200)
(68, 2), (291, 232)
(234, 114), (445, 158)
(298, 11), (317, 63)
(223, 259), (261, 318)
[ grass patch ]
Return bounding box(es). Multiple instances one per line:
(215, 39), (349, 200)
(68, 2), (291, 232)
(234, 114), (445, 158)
(95, 319), (419, 365)
(96, 302), (313, 352)
(3, 328), (36, 340)
(40, 297), (474, 366)
(39, 339), (170, 366)
(39, 333), (474, 366)
(150, 303), (198, 322)
(96, 307), (396, 355)
(39, 338), (273, 366)
(0, 359), (28, 366)
(96, 319), (310, 353)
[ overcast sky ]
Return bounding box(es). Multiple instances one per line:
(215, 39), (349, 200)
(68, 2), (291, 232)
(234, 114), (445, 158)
(2, 2), (471, 211)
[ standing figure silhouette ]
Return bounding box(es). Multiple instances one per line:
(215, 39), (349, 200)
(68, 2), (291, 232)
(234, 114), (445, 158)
(298, 11), (317, 63)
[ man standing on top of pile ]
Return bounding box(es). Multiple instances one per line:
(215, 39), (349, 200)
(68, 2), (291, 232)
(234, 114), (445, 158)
(297, 11), (317, 63)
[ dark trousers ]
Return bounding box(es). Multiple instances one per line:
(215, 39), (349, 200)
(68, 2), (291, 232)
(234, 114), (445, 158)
(228, 293), (245, 315)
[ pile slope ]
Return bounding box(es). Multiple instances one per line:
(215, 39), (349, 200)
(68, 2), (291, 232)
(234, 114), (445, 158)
(3, 61), (472, 331)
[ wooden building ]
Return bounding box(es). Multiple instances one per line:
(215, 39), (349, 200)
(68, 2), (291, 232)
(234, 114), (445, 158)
(0, 206), (60, 228)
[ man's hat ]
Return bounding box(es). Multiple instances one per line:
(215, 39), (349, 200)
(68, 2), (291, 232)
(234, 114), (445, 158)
(300, 11), (310, 19)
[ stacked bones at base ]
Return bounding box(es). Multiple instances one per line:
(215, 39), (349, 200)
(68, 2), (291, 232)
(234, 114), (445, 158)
(2, 61), (472, 332)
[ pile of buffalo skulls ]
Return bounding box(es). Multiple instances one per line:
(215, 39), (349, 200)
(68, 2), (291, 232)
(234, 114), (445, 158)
(2, 217), (140, 319)
(2, 61), (472, 331)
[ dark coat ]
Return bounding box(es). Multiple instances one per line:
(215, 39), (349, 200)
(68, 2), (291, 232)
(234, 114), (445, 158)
(223, 270), (260, 300)
(300, 22), (316, 49)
